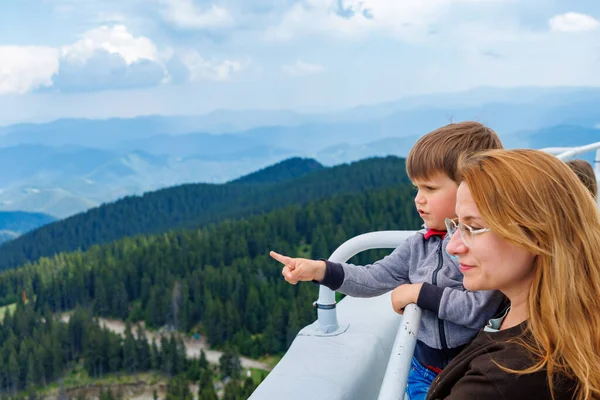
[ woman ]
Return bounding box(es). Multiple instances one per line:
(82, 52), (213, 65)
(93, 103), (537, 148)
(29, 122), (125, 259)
(426, 149), (600, 400)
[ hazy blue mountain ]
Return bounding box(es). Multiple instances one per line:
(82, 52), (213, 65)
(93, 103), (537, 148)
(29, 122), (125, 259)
(0, 211), (56, 231)
(0, 86), (598, 217)
(0, 144), (301, 217)
(315, 136), (420, 166)
(0, 110), (313, 149)
(0, 122), (597, 217)
(116, 132), (266, 158)
(0, 232), (16, 243)
(515, 125), (600, 164)
(187, 108), (311, 132)
(0, 117), (173, 148)
(0, 211), (56, 243)
(313, 86), (600, 126)
(3, 86), (599, 150)
(522, 125), (600, 148)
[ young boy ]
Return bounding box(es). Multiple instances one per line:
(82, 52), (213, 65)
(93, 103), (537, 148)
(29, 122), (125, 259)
(270, 121), (507, 400)
(566, 159), (597, 199)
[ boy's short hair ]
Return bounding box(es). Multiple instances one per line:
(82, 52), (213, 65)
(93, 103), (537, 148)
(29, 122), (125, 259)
(566, 159), (598, 199)
(407, 121), (503, 182)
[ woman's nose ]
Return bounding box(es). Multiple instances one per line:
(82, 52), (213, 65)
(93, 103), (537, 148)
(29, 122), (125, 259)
(447, 231), (468, 255)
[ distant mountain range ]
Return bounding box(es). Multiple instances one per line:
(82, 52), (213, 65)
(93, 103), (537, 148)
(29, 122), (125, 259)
(0, 86), (598, 217)
(0, 211), (55, 243)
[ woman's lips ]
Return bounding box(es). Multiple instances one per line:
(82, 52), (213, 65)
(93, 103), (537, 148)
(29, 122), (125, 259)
(459, 263), (475, 272)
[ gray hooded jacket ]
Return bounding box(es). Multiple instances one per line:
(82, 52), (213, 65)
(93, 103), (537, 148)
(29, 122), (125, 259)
(320, 229), (507, 369)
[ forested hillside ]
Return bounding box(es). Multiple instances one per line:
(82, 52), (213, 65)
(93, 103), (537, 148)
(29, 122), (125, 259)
(0, 303), (255, 399)
(0, 181), (420, 360)
(229, 157), (324, 184)
(0, 156), (410, 271)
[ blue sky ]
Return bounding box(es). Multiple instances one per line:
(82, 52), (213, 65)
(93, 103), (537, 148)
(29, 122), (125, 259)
(1, 0), (599, 123)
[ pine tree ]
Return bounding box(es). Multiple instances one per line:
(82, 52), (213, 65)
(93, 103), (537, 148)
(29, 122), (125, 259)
(198, 350), (208, 370)
(123, 322), (137, 374)
(197, 368), (217, 400)
(8, 349), (18, 394)
(25, 353), (35, 389)
(219, 352), (241, 380)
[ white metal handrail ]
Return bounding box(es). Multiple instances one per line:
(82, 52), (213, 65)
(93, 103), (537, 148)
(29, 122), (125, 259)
(315, 230), (420, 400)
(551, 141), (600, 162)
(377, 303), (422, 400)
(249, 230), (420, 400)
(315, 231), (417, 334)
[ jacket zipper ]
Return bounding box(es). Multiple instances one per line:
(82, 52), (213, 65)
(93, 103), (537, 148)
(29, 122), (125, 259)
(431, 240), (448, 349)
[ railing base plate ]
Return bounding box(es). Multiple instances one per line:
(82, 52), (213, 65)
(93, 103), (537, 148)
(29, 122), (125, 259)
(298, 320), (350, 337)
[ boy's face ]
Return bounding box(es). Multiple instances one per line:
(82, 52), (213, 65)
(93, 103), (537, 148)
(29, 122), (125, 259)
(413, 172), (458, 231)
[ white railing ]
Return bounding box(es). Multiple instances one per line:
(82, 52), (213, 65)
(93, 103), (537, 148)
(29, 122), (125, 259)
(315, 231), (417, 335)
(551, 142), (600, 163)
(316, 230), (420, 400)
(249, 230), (418, 400)
(376, 303), (422, 400)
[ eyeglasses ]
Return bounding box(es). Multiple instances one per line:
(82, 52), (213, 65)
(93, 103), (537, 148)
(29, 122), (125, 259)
(444, 218), (490, 248)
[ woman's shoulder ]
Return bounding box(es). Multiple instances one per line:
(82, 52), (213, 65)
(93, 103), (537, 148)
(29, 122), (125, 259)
(428, 325), (576, 400)
(470, 331), (576, 400)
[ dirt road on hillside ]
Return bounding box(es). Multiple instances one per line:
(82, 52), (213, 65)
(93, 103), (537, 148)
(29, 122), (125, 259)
(60, 314), (271, 371)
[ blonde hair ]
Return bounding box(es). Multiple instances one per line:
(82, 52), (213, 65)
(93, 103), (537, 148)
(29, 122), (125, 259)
(406, 121), (502, 183)
(459, 149), (600, 400)
(566, 159), (598, 199)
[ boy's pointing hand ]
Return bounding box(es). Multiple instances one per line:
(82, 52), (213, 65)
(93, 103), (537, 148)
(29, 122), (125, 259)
(270, 251), (326, 284)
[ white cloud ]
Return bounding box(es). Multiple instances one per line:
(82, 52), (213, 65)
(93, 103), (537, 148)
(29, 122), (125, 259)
(549, 12), (600, 33)
(282, 61), (325, 76)
(53, 51), (167, 92)
(0, 46), (60, 95)
(159, 0), (234, 29)
(0, 22), (244, 95)
(265, 0), (503, 41)
(61, 25), (159, 64)
(178, 50), (241, 81)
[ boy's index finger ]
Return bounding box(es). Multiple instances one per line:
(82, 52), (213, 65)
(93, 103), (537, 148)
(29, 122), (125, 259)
(269, 251), (294, 267)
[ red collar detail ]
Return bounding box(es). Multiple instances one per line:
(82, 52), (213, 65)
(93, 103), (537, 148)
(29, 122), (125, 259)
(424, 229), (447, 240)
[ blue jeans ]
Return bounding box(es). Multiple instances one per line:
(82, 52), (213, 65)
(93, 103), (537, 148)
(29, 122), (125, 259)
(405, 357), (438, 400)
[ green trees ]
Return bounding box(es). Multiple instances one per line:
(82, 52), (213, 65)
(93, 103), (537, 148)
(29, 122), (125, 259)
(0, 180), (419, 359)
(0, 164), (420, 397)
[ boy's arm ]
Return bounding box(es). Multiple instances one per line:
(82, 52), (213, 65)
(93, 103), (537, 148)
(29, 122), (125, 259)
(319, 236), (414, 298)
(417, 284), (507, 329)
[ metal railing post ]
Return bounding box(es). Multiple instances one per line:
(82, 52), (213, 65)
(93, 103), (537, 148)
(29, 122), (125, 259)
(377, 304), (423, 400)
(311, 231), (417, 336)
(315, 285), (339, 334)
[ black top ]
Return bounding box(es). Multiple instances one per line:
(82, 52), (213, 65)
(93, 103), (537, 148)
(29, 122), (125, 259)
(426, 322), (577, 399)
